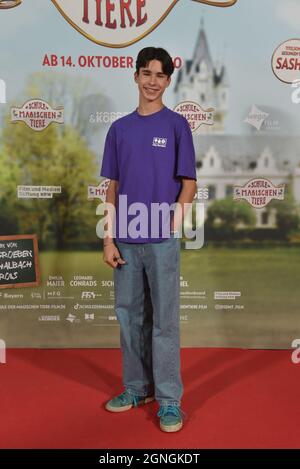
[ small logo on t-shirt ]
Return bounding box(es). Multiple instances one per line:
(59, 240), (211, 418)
(152, 137), (167, 148)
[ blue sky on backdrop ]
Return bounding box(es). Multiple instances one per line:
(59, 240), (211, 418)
(0, 0), (300, 136)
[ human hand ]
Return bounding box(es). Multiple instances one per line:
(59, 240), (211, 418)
(103, 243), (126, 269)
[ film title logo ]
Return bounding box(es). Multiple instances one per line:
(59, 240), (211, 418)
(11, 99), (64, 131)
(88, 179), (110, 201)
(174, 101), (214, 133)
(272, 38), (300, 84)
(51, 0), (238, 48)
(0, 0), (21, 9)
(234, 178), (285, 209)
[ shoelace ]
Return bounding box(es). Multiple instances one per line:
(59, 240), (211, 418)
(119, 391), (139, 407)
(158, 405), (186, 420)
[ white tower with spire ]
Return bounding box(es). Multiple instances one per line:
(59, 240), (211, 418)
(174, 19), (229, 133)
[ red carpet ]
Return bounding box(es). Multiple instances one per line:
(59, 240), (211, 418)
(0, 348), (299, 449)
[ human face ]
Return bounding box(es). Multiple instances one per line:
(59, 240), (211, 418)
(134, 59), (171, 103)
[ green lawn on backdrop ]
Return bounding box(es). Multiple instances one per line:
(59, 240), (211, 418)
(0, 247), (299, 348)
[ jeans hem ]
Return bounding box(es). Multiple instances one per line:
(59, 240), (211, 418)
(125, 386), (154, 397)
(157, 400), (181, 407)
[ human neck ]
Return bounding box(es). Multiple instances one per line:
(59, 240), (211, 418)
(137, 100), (165, 116)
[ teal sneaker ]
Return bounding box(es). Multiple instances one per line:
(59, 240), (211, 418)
(105, 390), (154, 413)
(157, 405), (184, 432)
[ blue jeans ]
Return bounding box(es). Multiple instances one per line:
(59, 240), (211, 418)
(113, 235), (183, 407)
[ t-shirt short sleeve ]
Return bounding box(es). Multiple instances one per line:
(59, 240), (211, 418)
(100, 123), (119, 181)
(176, 117), (197, 180)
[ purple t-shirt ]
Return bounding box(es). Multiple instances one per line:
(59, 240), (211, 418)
(100, 105), (197, 243)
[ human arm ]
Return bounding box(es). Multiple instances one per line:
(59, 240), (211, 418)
(102, 179), (126, 269)
(171, 178), (197, 233)
(172, 116), (198, 233)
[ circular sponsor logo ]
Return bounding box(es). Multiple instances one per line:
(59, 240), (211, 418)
(272, 38), (300, 84)
(0, 0), (21, 9)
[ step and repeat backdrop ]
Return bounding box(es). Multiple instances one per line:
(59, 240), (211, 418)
(0, 0), (300, 348)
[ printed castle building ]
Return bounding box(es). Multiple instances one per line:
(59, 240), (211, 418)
(174, 19), (229, 134)
(193, 135), (300, 228)
(174, 21), (300, 229)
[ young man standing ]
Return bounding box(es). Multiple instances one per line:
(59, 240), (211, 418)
(100, 47), (197, 432)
